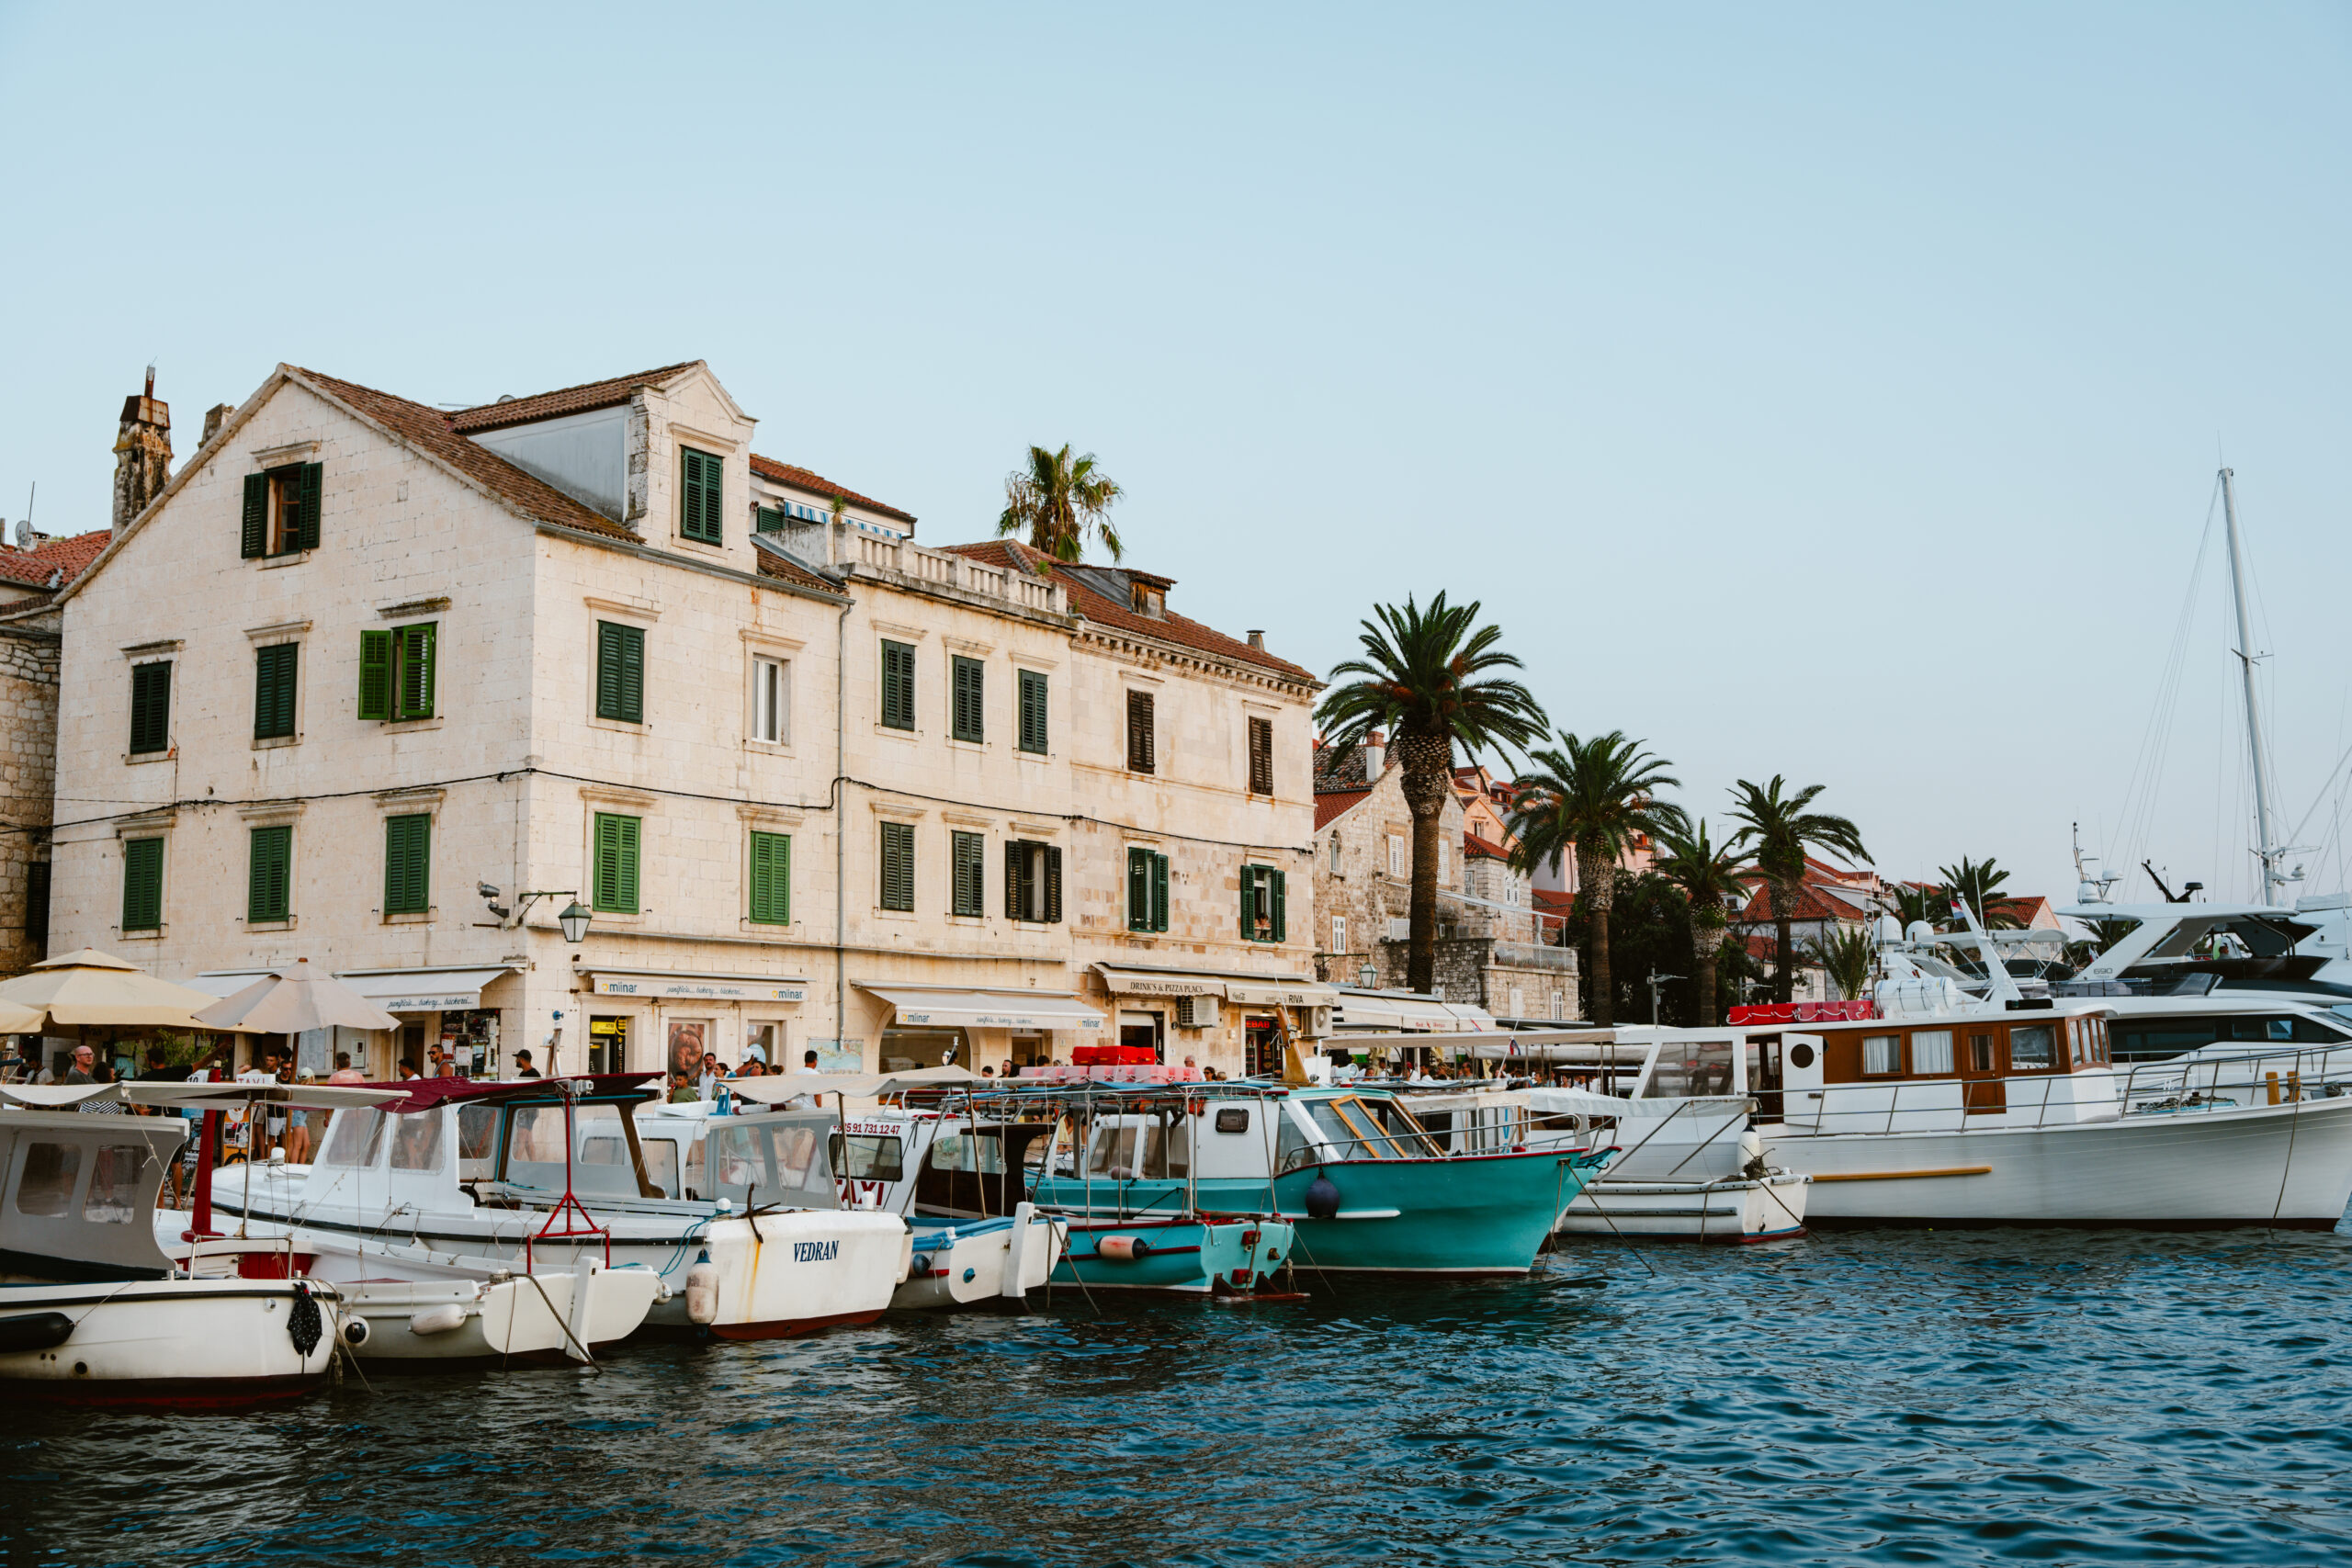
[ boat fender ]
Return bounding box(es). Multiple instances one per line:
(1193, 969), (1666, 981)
(341, 1314), (372, 1348)
(0, 1312), (74, 1354)
(1738, 1130), (1767, 1181)
(410, 1303), (469, 1337)
(1097, 1235), (1151, 1261)
(1305, 1172), (1341, 1221)
(288, 1283), (324, 1356)
(684, 1260), (721, 1325)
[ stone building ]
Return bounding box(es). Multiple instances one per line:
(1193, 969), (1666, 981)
(48, 358), (1325, 1078)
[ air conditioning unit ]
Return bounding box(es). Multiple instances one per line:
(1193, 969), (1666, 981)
(1386, 918), (1410, 942)
(1306, 1005), (1333, 1037)
(1175, 994), (1219, 1029)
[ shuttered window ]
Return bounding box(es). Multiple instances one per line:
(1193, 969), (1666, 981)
(383, 813), (432, 915)
(242, 463), (321, 558)
(880, 640), (915, 730)
(1127, 848), (1170, 932)
(951, 656), (985, 743)
(360, 624), (435, 722)
(593, 813), (640, 914)
(1248, 716), (1274, 795)
(1239, 863), (1287, 943)
(755, 505), (785, 534)
(290, 462), (322, 552)
(1126, 690), (1154, 773)
(595, 621), (645, 723)
(254, 643), (299, 739)
(749, 830), (791, 925)
(128, 661), (171, 754)
(241, 473), (268, 559)
(681, 447), (724, 544)
(120, 837), (164, 932)
(1004, 840), (1063, 923)
(1017, 670), (1048, 754)
(247, 825), (292, 923)
(878, 821), (915, 911)
(951, 830), (986, 917)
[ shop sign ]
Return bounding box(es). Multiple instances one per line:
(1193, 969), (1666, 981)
(592, 974), (808, 1002)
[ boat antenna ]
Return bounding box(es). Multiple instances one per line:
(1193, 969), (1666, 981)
(2222, 467), (2294, 906)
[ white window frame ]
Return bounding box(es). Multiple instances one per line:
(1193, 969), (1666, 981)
(1331, 914), (1347, 955)
(1386, 834), (1405, 878)
(752, 654), (790, 744)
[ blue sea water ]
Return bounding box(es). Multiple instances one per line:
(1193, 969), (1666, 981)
(7, 1225), (2352, 1566)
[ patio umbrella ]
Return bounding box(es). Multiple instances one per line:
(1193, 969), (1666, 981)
(0, 947), (256, 1032)
(194, 959), (401, 1034)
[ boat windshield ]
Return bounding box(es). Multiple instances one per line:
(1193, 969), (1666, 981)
(1644, 1039), (1736, 1098)
(319, 1107), (389, 1168)
(1305, 1098), (1408, 1160)
(1081, 1118), (1190, 1179)
(707, 1116), (840, 1211)
(505, 1103), (644, 1197)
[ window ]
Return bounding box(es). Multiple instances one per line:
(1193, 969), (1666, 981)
(383, 813), (431, 915)
(1329, 834), (1341, 874)
(241, 462), (321, 558)
(250, 642), (300, 740)
(1909, 1029), (1955, 1074)
(1127, 847), (1170, 932)
(595, 621), (645, 724)
(1239, 863), (1287, 943)
(129, 660), (171, 754)
(880, 640), (915, 730)
(1005, 840), (1063, 923)
(359, 623), (435, 722)
(952, 830), (987, 917)
(1551, 991), (1565, 1021)
(831, 1133), (906, 1183)
(1331, 914), (1347, 954)
(594, 812), (640, 914)
(1126, 690), (1155, 773)
(681, 446), (724, 544)
(1438, 840), (1448, 885)
(878, 821), (915, 911)
(14, 1143), (78, 1216)
(1860, 1034), (1902, 1075)
(1386, 833), (1405, 878)
(83, 1144), (151, 1224)
(1969, 1032), (1995, 1072)
(952, 656), (985, 743)
(1017, 670), (1048, 754)
(749, 830), (791, 925)
(755, 505), (785, 534)
(247, 825), (292, 923)
(1248, 716), (1274, 795)
(120, 837), (164, 932)
(2008, 1024), (2054, 1069)
(752, 656), (788, 743)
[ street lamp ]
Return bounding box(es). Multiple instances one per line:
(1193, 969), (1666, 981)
(1646, 968), (1683, 1026)
(486, 886), (593, 942)
(557, 900), (593, 944)
(1356, 962), (1377, 988)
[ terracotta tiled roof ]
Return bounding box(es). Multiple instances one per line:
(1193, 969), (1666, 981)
(943, 539), (1315, 683)
(748, 455), (917, 525)
(1315, 789), (1371, 831)
(754, 547), (841, 593)
(1464, 829), (1508, 860)
(0, 529), (109, 592)
(1532, 888), (1575, 916)
(1734, 880), (1870, 927)
(1988, 895), (2058, 931)
(1314, 739), (1379, 792)
(446, 362), (700, 434)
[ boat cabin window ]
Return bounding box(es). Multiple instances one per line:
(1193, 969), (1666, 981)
(683, 1137), (705, 1200)
(1646, 1038), (1736, 1097)
(1909, 1030), (1954, 1075)
(935, 1132), (1009, 1176)
(1081, 1120), (1189, 1179)
(390, 1112), (446, 1172)
(1969, 1032), (1995, 1072)
(830, 1133), (905, 1183)
(1275, 1106), (1314, 1174)
(15, 1143), (79, 1216)
(707, 1118), (838, 1211)
(1860, 1035), (1902, 1077)
(1305, 1097), (1411, 1159)
(639, 1139), (681, 1197)
(504, 1103), (644, 1197)
(2009, 1024), (2054, 1069)
(319, 1108), (388, 1168)
(457, 1104), (499, 1178)
(1214, 1107), (1250, 1134)
(82, 1144), (151, 1224)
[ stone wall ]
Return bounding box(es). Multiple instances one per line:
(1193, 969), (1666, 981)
(0, 614), (60, 973)
(1373, 933), (1579, 1019)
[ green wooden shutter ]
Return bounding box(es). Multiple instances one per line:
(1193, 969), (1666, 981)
(952, 831), (984, 916)
(241, 474), (268, 558)
(881, 641), (914, 730)
(593, 813), (640, 913)
(1153, 852), (1171, 933)
(755, 506), (784, 534)
(1045, 845), (1063, 923)
(1239, 865), (1255, 939)
(248, 825), (292, 923)
(879, 822), (914, 911)
(383, 814), (431, 914)
(1127, 848), (1149, 931)
(254, 643), (298, 739)
(1018, 670), (1047, 754)
(358, 629), (391, 720)
(394, 623), (435, 720)
(120, 837), (164, 931)
(129, 661), (171, 754)
(750, 830), (790, 925)
(682, 448), (723, 543)
(1004, 840), (1023, 919)
(296, 462), (322, 551)
(1272, 869), (1287, 943)
(701, 452), (724, 541)
(596, 622), (644, 723)
(952, 657), (984, 743)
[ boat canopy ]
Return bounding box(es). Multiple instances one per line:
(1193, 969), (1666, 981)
(0, 1109), (187, 1280)
(729, 1065), (984, 1105)
(354, 1072), (661, 1114)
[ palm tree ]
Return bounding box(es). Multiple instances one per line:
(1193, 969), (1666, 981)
(1509, 733), (1689, 1027)
(996, 444), (1125, 562)
(1806, 924), (1877, 1002)
(1316, 595), (1548, 995)
(1890, 881), (1947, 932)
(1652, 819), (1756, 1028)
(1938, 857), (2023, 930)
(1726, 776), (1871, 1005)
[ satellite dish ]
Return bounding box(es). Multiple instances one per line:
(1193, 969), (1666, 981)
(1905, 919), (1937, 947)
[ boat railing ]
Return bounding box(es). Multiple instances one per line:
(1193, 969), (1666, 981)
(2109, 1045), (2347, 1116)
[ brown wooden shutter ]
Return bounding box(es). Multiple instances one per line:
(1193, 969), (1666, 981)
(1127, 691), (1154, 773)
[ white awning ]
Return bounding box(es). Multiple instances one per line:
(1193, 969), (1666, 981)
(575, 967), (808, 1003)
(187, 970), (276, 999)
(1092, 964), (1338, 1007)
(862, 985), (1104, 1033)
(336, 966), (514, 1014)
(1330, 994), (1495, 1032)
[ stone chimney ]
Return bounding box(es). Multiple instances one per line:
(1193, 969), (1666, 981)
(199, 402), (233, 447)
(1246, 629), (1265, 650)
(111, 366), (172, 536)
(1364, 728), (1386, 777)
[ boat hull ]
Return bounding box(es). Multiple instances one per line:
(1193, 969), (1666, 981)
(1557, 1173), (1810, 1242)
(0, 1278), (337, 1406)
(1235, 1150), (1596, 1275)
(896, 1209), (1064, 1310)
(1761, 1094), (2352, 1226)
(339, 1265), (664, 1364)
(1050, 1214), (1293, 1295)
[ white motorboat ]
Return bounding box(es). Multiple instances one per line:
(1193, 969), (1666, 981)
(177, 1074), (910, 1339)
(334, 1264), (665, 1365)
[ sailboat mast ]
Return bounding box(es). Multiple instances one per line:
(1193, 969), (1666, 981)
(2221, 466), (2287, 905)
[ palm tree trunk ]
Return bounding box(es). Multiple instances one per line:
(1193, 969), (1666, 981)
(1771, 876), (1798, 1004)
(1692, 925), (1722, 1029)
(1578, 848), (1614, 1027)
(1395, 733), (1453, 996)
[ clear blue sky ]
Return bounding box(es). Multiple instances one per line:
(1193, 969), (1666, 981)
(5, 3), (2347, 908)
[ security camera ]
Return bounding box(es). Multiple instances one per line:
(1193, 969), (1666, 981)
(478, 882), (500, 900)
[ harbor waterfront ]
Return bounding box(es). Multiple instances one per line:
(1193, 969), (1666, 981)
(7, 1221), (2351, 1566)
